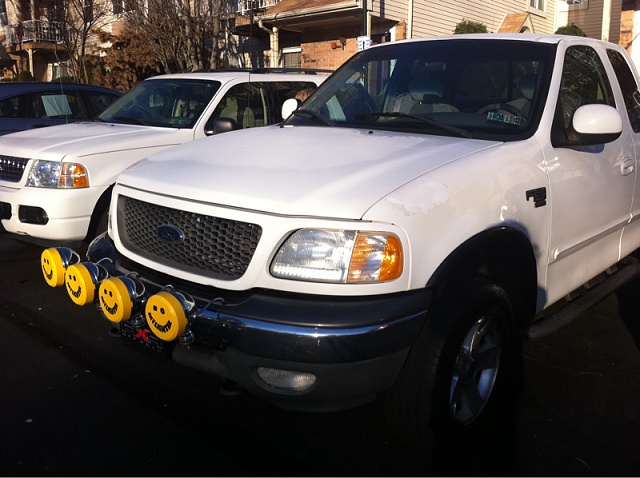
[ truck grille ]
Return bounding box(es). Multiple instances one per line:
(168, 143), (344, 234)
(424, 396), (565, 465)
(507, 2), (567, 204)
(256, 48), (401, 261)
(0, 155), (29, 182)
(117, 196), (262, 281)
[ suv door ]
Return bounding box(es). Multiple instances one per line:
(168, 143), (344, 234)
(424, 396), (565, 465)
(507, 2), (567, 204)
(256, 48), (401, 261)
(546, 44), (636, 298)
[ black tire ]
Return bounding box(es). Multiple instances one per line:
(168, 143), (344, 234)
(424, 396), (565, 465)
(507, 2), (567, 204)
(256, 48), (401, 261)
(384, 277), (518, 454)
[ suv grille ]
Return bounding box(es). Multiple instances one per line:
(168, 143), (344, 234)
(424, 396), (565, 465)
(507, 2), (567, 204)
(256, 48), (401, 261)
(0, 155), (29, 182)
(117, 196), (262, 281)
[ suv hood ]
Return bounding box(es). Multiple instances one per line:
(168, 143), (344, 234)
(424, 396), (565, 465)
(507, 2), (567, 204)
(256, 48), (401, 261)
(120, 126), (501, 219)
(0, 122), (185, 160)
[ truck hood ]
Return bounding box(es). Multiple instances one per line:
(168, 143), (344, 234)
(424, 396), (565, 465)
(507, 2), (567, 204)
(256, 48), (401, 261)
(120, 126), (501, 219)
(0, 122), (185, 160)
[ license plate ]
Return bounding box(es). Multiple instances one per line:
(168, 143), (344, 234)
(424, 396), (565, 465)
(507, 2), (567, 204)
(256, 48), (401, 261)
(120, 321), (169, 362)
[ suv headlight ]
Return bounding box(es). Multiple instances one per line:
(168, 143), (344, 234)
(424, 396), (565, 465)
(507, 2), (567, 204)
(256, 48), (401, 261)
(271, 229), (403, 283)
(27, 160), (89, 188)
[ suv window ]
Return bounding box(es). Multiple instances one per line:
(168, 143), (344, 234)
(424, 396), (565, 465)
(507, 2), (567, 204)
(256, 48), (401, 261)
(271, 81), (320, 113)
(607, 48), (640, 133)
(212, 81), (320, 129)
(29, 90), (85, 120)
(0, 97), (17, 117)
(213, 83), (268, 129)
(83, 91), (120, 119)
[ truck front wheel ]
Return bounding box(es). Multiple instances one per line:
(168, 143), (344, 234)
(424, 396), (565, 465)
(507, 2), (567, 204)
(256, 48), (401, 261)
(385, 278), (518, 453)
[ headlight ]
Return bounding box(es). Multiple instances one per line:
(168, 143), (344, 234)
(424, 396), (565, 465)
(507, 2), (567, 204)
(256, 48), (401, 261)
(271, 229), (403, 283)
(27, 160), (89, 188)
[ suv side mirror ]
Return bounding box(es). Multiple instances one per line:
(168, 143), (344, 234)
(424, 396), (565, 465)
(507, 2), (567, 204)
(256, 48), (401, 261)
(205, 117), (238, 136)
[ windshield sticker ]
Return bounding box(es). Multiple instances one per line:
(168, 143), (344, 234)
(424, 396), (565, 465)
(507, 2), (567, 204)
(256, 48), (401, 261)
(486, 111), (521, 126)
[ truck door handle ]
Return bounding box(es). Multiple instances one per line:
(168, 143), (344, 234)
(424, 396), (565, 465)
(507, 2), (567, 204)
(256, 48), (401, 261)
(622, 158), (634, 176)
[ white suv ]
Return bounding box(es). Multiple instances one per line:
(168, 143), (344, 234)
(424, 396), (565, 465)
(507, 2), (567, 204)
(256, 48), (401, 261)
(0, 70), (327, 246)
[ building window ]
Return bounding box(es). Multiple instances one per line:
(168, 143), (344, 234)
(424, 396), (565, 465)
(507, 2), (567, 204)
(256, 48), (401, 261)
(0, 0), (7, 25)
(83, 0), (94, 21)
(529, 0), (544, 11)
(112, 0), (133, 15)
(282, 47), (301, 68)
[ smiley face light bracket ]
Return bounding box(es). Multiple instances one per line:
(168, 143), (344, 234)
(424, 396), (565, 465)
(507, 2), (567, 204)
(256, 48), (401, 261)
(145, 287), (196, 342)
(65, 260), (110, 306)
(98, 273), (146, 324)
(41, 247), (80, 287)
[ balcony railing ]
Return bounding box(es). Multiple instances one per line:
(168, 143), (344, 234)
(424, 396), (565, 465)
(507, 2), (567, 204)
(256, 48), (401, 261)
(10, 20), (66, 45)
(236, 0), (279, 15)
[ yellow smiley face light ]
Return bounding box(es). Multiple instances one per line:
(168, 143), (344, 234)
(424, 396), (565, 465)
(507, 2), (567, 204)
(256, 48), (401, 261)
(65, 262), (109, 306)
(41, 247), (80, 287)
(145, 289), (194, 342)
(99, 276), (146, 323)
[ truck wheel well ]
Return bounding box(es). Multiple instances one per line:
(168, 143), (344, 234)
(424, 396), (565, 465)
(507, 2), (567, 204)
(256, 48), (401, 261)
(426, 226), (537, 335)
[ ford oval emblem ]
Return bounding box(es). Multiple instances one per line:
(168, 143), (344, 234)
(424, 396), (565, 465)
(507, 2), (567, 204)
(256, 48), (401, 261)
(157, 225), (184, 244)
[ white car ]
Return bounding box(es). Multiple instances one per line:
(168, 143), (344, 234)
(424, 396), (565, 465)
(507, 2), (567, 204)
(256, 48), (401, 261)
(43, 34), (640, 452)
(0, 70), (327, 246)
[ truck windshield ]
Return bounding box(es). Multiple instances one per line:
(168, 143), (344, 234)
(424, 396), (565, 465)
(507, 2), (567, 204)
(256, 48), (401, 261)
(289, 39), (556, 141)
(99, 79), (220, 128)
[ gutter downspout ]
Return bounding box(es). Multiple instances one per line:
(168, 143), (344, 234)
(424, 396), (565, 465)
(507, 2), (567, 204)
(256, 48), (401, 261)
(601, 0), (611, 41)
(258, 19), (279, 68)
(407, 0), (413, 39)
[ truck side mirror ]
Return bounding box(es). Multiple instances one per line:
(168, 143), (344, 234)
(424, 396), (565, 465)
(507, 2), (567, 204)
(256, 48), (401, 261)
(281, 98), (301, 121)
(552, 104), (623, 148)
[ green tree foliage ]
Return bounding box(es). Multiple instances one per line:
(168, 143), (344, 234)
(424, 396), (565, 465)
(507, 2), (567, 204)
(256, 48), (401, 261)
(453, 19), (488, 34)
(555, 23), (587, 37)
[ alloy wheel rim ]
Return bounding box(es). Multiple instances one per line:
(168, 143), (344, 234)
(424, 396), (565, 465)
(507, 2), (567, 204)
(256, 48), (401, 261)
(449, 314), (501, 424)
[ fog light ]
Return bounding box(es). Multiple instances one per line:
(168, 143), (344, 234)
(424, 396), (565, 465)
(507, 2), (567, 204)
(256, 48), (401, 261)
(99, 275), (146, 323)
(145, 288), (194, 342)
(65, 262), (109, 306)
(41, 247), (80, 287)
(256, 367), (316, 392)
(18, 205), (48, 224)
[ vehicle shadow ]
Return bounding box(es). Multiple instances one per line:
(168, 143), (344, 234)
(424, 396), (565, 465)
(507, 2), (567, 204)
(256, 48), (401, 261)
(616, 273), (640, 351)
(429, 409), (521, 476)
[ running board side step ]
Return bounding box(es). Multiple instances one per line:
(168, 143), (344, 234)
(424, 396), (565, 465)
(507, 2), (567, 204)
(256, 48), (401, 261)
(527, 256), (640, 340)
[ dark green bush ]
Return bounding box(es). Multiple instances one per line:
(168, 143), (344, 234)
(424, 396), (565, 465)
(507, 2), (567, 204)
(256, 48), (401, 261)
(15, 71), (34, 81)
(454, 19), (488, 34)
(555, 23), (587, 37)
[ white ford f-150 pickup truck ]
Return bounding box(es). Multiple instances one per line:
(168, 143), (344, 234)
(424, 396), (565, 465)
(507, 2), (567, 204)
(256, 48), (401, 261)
(41, 34), (640, 452)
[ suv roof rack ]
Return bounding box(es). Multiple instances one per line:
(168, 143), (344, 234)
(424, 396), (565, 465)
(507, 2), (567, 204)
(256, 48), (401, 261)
(196, 67), (334, 75)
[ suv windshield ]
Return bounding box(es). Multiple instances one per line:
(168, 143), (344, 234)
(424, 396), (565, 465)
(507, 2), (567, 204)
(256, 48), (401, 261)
(289, 39), (556, 140)
(99, 79), (220, 128)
